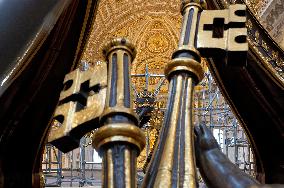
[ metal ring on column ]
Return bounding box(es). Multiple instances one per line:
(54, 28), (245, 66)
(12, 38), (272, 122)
(100, 106), (139, 125)
(164, 58), (204, 82)
(92, 123), (146, 152)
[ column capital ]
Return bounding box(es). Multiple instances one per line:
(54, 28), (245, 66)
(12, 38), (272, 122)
(181, 0), (207, 13)
(103, 38), (136, 59)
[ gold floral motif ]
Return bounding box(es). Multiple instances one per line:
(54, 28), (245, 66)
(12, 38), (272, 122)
(248, 19), (284, 82)
(147, 33), (170, 53)
(113, 28), (128, 38)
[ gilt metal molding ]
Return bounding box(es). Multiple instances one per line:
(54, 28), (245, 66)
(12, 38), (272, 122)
(211, 0), (284, 86)
(197, 4), (248, 66)
(48, 63), (107, 152)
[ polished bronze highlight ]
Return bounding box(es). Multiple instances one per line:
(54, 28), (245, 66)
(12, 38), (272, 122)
(165, 57), (204, 82)
(142, 74), (198, 188)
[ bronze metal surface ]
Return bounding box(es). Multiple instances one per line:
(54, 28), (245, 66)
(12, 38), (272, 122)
(125, 149), (132, 188)
(0, 0), (72, 95)
(48, 63), (107, 152)
(92, 123), (146, 152)
(165, 57), (204, 82)
(101, 38), (138, 123)
(197, 4), (248, 66)
(205, 0), (284, 182)
(103, 38), (136, 58)
(107, 149), (114, 188)
(195, 124), (284, 188)
(0, 0), (100, 186)
(81, 0), (284, 175)
(142, 1), (205, 187)
(93, 38), (145, 187)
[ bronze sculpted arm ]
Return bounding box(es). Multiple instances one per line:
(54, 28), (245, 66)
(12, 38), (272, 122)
(194, 124), (260, 188)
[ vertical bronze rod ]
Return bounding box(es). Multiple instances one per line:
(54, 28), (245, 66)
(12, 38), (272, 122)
(93, 38), (145, 188)
(142, 1), (206, 187)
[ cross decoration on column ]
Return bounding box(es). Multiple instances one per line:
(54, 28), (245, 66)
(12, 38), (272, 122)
(48, 63), (107, 153)
(197, 4), (248, 66)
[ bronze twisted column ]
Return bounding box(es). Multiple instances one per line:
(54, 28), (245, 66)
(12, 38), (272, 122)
(92, 38), (145, 188)
(142, 0), (206, 187)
